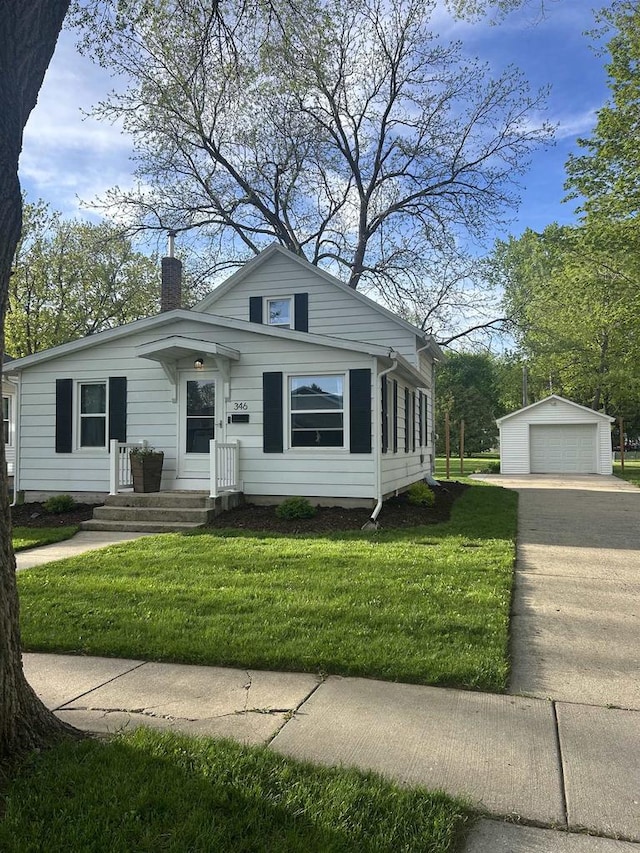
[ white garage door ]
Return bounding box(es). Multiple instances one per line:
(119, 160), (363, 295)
(530, 424), (598, 473)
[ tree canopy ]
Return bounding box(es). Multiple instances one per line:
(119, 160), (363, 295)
(71, 0), (551, 318)
(7, 199), (161, 356)
(435, 351), (505, 455)
(493, 221), (640, 419)
(565, 0), (640, 222)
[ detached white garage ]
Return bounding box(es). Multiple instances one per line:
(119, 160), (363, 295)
(497, 395), (614, 475)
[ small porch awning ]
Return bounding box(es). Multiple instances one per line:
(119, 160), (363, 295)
(136, 335), (240, 400)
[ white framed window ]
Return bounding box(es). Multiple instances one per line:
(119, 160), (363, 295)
(289, 374), (345, 448)
(2, 396), (10, 446)
(78, 381), (107, 448)
(266, 297), (292, 328)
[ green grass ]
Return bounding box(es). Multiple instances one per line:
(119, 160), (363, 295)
(613, 460), (640, 488)
(0, 729), (472, 852)
(12, 526), (79, 551)
(18, 483), (517, 692)
(434, 456), (499, 479)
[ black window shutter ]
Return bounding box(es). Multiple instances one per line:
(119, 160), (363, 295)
(263, 372), (283, 453)
(393, 380), (398, 453)
(381, 376), (388, 454)
(249, 296), (263, 324)
(55, 379), (73, 453)
(294, 293), (308, 332)
(412, 391), (416, 452)
(404, 387), (410, 453)
(108, 377), (127, 443)
(349, 369), (372, 453)
(418, 392), (424, 447)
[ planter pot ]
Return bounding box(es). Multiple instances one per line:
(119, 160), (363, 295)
(130, 452), (164, 493)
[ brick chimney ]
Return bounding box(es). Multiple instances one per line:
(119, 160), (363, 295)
(161, 230), (182, 311)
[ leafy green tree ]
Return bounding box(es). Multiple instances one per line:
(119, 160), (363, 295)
(494, 222), (640, 415)
(435, 352), (504, 455)
(7, 200), (161, 356)
(71, 0), (551, 308)
(565, 1), (640, 222)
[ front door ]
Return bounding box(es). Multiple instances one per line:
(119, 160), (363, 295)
(177, 371), (220, 479)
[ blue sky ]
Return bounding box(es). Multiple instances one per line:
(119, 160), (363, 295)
(19, 0), (610, 246)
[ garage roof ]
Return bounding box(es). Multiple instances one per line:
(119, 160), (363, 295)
(496, 394), (615, 425)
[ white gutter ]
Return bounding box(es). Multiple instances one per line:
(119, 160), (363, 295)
(364, 356), (398, 529)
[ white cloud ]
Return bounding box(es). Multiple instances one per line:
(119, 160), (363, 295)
(19, 29), (135, 219)
(554, 108), (598, 140)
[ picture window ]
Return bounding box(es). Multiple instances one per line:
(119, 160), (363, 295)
(289, 374), (344, 448)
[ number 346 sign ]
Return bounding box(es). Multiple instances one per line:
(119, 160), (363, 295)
(228, 401), (249, 412)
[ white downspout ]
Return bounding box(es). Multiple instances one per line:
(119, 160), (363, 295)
(364, 356), (398, 529)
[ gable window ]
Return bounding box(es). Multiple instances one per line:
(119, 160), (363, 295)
(2, 397), (10, 446)
(79, 382), (107, 448)
(290, 374), (344, 447)
(267, 298), (292, 328)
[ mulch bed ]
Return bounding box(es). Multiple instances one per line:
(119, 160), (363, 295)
(206, 481), (469, 533)
(9, 481), (469, 534)
(10, 503), (98, 529)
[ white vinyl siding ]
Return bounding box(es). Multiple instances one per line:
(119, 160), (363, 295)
(204, 252), (420, 361)
(379, 376), (432, 495)
(16, 320), (377, 499)
(499, 397), (613, 475)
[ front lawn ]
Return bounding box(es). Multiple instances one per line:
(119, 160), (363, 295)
(0, 729), (472, 853)
(434, 456), (499, 479)
(614, 460), (640, 488)
(12, 526), (79, 552)
(18, 483), (516, 692)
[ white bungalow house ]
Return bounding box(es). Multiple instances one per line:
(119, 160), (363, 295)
(6, 245), (443, 517)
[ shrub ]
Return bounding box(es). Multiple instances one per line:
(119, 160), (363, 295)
(483, 461), (501, 474)
(406, 482), (435, 507)
(275, 496), (317, 520)
(43, 494), (77, 514)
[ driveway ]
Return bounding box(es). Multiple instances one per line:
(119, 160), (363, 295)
(479, 474), (640, 711)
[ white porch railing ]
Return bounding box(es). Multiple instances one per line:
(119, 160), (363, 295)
(109, 440), (143, 495)
(209, 439), (240, 498)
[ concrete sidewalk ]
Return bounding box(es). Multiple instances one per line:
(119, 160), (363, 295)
(22, 652), (640, 851)
(15, 530), (156, 570)
(16, 479), (640, 851)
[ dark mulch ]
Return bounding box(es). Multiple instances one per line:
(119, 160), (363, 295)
(10, 503), (98, 529)
(9, 481), (469, 534)
(206, 481), (469, 534)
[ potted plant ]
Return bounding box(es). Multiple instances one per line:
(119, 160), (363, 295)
(129, 442), (164, 493)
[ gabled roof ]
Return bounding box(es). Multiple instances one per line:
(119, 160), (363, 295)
(497, 395), (615, 425)
(6, 307), (428, 386)
(195, 243), (444, 361)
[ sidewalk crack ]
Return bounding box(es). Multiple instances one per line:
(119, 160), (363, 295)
(551, 700), (569, 828)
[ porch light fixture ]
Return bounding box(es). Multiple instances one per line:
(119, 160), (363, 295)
(194, 357), (204, 370)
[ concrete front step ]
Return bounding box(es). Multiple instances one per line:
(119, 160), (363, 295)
(81, 490), (244, 533)
(104, 492), (212, 509)
(80, 519), (206, 534)
(91, 506), (211, 524)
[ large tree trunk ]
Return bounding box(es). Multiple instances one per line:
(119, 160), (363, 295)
(1, 0), (77, 761)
